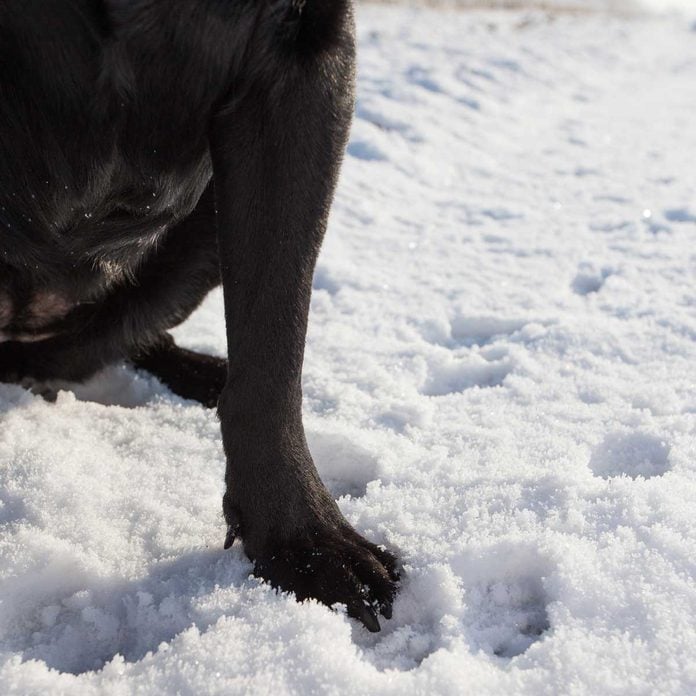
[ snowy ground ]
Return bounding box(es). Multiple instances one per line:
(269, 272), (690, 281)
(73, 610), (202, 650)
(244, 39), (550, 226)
(2, 2), (696, 694)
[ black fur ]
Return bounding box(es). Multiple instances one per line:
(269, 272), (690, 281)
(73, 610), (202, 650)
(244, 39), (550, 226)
(0, 0), (398, 631)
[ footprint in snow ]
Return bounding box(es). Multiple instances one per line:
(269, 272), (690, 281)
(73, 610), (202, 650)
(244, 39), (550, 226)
(413, 314), (555, 396)
(347, 139), (387, 162)
(312, 263), (341, 295)
(421, 353), (512, 396)
(571, 262), (614, 295)
(354, 103), (422, 142)
(353, 565), (463, 672)
(406, 65), (442, 94)
(663, 207), (696, 224)
(589, 432), (671, 480)
(417, 314), (533, 349)
(455, 545), (552, 659)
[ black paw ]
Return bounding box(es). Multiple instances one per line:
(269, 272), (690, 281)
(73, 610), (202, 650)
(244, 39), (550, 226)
(230, 525), (399, 632)
(20, 377), (58, 402)
(131, 334), (227, 408)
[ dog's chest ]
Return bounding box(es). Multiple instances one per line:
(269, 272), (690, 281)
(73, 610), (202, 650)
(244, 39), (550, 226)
(0, 289), (75, 343)
(0, 3), (220, 342)
(0, 152), (212, 342)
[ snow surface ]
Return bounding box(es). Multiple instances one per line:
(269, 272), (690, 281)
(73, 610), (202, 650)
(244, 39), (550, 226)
(2, 2), (696, 694)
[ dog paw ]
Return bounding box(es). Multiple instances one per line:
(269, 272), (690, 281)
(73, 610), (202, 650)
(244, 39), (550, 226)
(20, 377), (58, 402)
(244, 527), (399, 632)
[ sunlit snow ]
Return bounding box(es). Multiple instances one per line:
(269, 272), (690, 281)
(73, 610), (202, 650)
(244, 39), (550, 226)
(1, 2), (695, 693)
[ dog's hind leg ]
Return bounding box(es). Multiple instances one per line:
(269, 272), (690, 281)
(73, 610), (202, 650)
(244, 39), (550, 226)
(130, 334), (226, 408)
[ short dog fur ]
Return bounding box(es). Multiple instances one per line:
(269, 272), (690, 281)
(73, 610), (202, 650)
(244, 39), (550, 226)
(0, 0), (398, 631)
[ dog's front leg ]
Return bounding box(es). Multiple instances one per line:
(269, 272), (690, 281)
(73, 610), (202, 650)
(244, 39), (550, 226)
(210, 16), (397, 631)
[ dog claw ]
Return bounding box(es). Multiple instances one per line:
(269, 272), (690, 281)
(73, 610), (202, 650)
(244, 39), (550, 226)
(222, 499), (241, 550)
(349, 601), (381, 633)
(223, 523), (239, 550)
(379, 602), (393, 620)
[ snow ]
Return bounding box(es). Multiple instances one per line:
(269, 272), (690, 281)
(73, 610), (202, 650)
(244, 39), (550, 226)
(2, 2), (696, 694)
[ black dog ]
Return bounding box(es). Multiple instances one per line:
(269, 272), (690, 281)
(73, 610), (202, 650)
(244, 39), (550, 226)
(0, 0), (398, 632)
